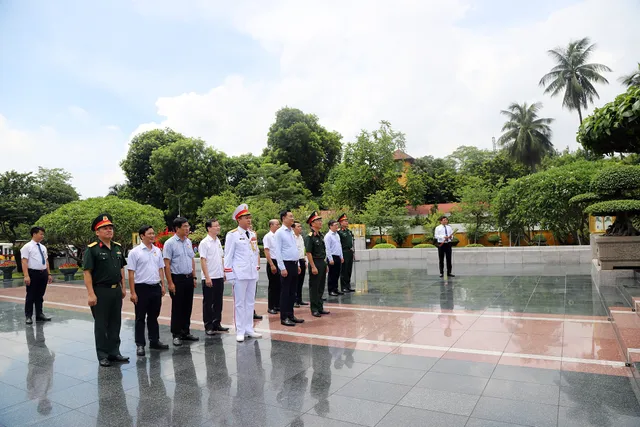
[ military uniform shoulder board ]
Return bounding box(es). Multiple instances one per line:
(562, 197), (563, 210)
(230, 228), (238, 233)
(112, 241), (121, 246)
(87, 242), (98, 248)
(308, 232), (313, 237)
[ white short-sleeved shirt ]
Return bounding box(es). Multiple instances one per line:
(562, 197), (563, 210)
(263, 231), (278, 260)
(20, 240), (48, 270)
(127, 243), (164, 284)
(198, 235), (224, 279)
(295, 234), (305, 260)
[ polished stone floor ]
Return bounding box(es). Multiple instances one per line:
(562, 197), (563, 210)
(0, 262), (639, 426)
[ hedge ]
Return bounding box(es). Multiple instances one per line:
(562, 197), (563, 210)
(465, 243), (484, 247)
(413, 243), (436, 248)
(372, 243), (396, 249)
(591, 165), (640, 196)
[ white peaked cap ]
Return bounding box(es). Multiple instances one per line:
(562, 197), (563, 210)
(232, 204), (250, 221)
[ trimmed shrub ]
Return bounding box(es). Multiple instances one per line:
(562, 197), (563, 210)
(411, 238), (423, 246)
(465, 243), (484, 247)
(372, 243), (396, 249)
(451, 237), (460, 246)
(413, 243), (436, 248)
(487, 235), (501, 246)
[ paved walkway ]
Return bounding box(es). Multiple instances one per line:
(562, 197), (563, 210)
(0, 265), (638, 426)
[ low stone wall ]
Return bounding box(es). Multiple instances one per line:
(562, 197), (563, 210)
(355, 246), (592, 265)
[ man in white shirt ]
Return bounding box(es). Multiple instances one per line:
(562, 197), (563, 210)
(434, 216), (456, 278)
(275, 210), (305, 327)
(20, 226), (53, 324)
(128, 225), (169, 356)
(199, 218), (230, 335)
(224, 204), (262, 342)
(263, 219), (281, 315)
(324, 220), (344, 297)
(293, 221), (309, 307)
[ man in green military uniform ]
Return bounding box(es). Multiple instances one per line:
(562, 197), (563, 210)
(83, 213), (129, 367)
(337, 213), (356, 293)
(304, 212), (331, 318)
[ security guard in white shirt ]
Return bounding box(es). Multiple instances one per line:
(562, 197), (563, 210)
(224, 204), (263, 343)
(434, 216), (456, 278)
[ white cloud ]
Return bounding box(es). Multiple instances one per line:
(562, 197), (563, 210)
(132, 0), (640, 158)
(0, 113), (126, 198)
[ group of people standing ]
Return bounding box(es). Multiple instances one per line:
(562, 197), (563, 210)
(72, 203), (356, 367)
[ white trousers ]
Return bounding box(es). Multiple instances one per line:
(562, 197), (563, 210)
(233, 279), (257, 336)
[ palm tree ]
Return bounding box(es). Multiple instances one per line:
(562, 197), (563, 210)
(619, 63), (640, 87)
(539, 37), (611, 123)
(498, 102), (554, 170)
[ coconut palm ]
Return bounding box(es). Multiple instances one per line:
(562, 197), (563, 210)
(539, 37), (611, 123)
(498, 102), (554, 170)
(619, 63), (640, 87)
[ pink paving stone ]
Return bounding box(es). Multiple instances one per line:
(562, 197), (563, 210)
(441, 351), (501, 364)
(504, 333), (563, 357)
(468, 317), (521, 333)
(562, 337), (626, 361)
(498, 355), (562, 371)
(391, 346), (446, 358)
(561, 362), (633, 377)
(452, 330), (512, 352)
(406, 327), (465, 347)
(563, 322), (617, 339)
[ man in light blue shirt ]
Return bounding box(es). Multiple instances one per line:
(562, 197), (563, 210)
(324, 220), (344, 296)
(163, 217), (198, 346)
(274, 210), (305, 327)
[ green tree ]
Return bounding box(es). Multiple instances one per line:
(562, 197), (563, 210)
(264, 107), (342, 196)
(498, 102), (554, 170)
(149, 138), (227, 221)
(120, 128), (186, 207)
(447, 146), (495, 175)
(619, 63), (640, 88)
(236, 162), (312, 208)
(323, 121), (405, 210)
(223, 154), (262, 189)
(456, 177), (493, 244)
(197, 190), (240, 237)
(539, 37), (611, 123)
(0, 169), (79, 244)
(37, 197), (165, 262)
(360, 190), (406, 239)
(412, 156), (461, 203)
(475, 151), (529, 188)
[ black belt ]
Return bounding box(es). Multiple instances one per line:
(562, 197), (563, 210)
(172, 273), (193, 278)
(28, 269), (47, 274)
(313, 257), (326, 260)
(135, 282), (160, 286)
(95, 283), (120, 288)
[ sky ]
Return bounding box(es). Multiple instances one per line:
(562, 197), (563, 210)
(1, 0), (639, 198)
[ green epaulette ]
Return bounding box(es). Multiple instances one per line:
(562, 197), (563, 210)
(87, 242), (97, 248)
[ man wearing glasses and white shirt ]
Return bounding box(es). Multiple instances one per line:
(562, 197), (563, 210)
(199, 218), (229, 335)
(21, 226), (53, 325)
(434, 216), (456, 278)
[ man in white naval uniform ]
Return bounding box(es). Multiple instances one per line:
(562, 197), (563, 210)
(224, 204), (263, 343)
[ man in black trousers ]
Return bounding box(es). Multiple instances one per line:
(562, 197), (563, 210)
(275, 210), (304, 327)
(20, 226), (53, 324)
(198, 218), (229, 335)
(434, 216), (456, 278)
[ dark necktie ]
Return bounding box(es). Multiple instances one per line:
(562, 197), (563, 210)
(37, 243), (45, 265)
(246, 231), (250, 239)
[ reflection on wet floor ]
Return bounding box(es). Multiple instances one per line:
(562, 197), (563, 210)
(0, 263), (638, 426)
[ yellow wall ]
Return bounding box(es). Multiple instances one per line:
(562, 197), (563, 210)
(368, 230), (567, 248)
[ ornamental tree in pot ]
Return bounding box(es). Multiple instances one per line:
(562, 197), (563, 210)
(575, 88), (640, 269)
(0, 260), (16, 280)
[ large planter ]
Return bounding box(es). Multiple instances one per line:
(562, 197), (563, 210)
(0, 267), (15, 280)
(594, 235), (640, 270)
(59, 268), (79, 281)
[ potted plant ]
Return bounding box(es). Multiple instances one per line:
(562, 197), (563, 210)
(0, 260), (16, 280)
(59, 263), (79, 281)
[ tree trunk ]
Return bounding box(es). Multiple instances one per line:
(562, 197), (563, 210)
(577, 106), (583, 124)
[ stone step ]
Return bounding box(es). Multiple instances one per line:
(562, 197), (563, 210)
(609, 308), (640, 364)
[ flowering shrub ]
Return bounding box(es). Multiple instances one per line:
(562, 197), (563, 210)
(60, 263), (79, 269)
(155, 229), (175, 249)
(0, 261), (17, 268)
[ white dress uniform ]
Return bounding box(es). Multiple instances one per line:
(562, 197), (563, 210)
(224, 204), (261, 342)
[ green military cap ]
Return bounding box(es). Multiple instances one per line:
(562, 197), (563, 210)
(306, 211), (322, 225)
(92, 213), (114, 231)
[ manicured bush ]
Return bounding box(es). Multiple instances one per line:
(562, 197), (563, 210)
(372, 243), (396, 249)
(451, 237), (460, 246)
(590, 165), (640, 196)
(413, 243), (436, 248)
(465, 243), (484, 247)
(530, 234), (547, 246)
(411, 238), (423, 246)
(487, 235), (501, 245)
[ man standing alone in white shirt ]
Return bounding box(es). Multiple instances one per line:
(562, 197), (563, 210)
(434, 216), (456, 278)
(128, 225), (169, 356)
(21, 226), (53, 325)
(199, 218), (230, 335)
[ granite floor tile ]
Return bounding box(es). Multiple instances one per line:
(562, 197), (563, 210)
(30, 410), (99, 427)
(431, 358), (496, 378)
(465, 418), (531, 427)
(415, 371), (489, 395)
(334, 378), (411, 404)
(559, 385), (640, 416)
(0, 381), (29, 410)
(483, 378), (559, 405)
(311, 395), (393, 427)
(558, 405), (640, 427)
(375, 353), (439, 371)
(0, 398), (73, 426)
(376, 405), (468, 427)
(399, 387), (480, 416)
(471, 396), (558, 427)
(357, 364), (426, 386)
(491, 364), (561, 385)
(288, 413), (362, 427)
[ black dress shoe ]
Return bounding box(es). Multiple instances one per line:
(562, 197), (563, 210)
(322, 297), (327, 301)
(293, 303), (300, 308)
(99, 358), (112, 367)
(181, 334), (199, 342)
(449, 274), (456, 277)
(312, 312), (321, 317)
(25, 317), (33, 325)
(281, 318), (296, 327)
(290, 317), (305, 324)
(337, 290), (344, 295)
(439, 274), (444, 278)
(213, 325), (230, 332)
(108, 354), (130, 363)
(346, 288), (356, 293)
(329, 291), (339, 296)
(253, 312), (263, 320)
(136, 346), (145, 356)
(298, 301), (309, 305)
(275, 307), (281, 312)
(268, 308), (278, 315)
(319, 310), (330, 315)
(149, 341), (169, 350)
(35, 315), (52, 322)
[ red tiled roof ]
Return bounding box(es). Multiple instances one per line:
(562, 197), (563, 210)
(393, 150), (414, 161)
(406, 203), (459, 216)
